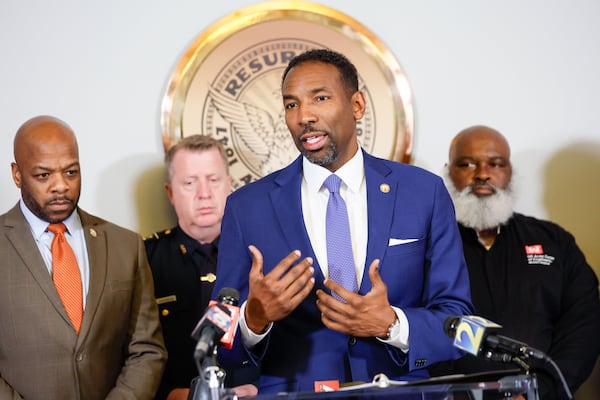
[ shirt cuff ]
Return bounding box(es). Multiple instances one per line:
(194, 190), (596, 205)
(377, 306), (410, 352)
(239, 301), (272, 348)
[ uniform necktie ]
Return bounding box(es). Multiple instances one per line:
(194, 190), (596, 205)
(48, 223), (83, 334)
(194, 242), (218, 309)
(323, 174), (358, 301)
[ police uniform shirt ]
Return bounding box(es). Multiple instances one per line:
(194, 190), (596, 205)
(144, 226), (218, 400)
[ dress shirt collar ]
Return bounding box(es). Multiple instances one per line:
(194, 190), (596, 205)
(20, 198), (82, 239)
(302, 147), (364, 192)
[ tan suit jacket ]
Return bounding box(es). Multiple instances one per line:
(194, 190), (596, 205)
(0, 204), (167, 400)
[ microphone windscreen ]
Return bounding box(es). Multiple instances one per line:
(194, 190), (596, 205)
(444, 316), (461, 338)
(217, 287), (240, 306)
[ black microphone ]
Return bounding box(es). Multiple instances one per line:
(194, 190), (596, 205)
(191, 288), (241, 361)
(444, 315), (573, 399)
(444, 315), (546, 361)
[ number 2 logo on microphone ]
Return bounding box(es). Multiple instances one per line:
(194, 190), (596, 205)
(453, 316), (500, 356)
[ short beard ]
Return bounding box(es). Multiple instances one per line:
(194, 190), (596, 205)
(442, 168), (515, 231)
(301, 139), (338, 168)
(20, 180), (77, 224)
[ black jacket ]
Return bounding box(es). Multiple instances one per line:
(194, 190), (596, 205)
(431, 213), (600, 400)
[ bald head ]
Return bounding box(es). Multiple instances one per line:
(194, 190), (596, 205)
(11, 115), (81, 223)
(14, 116), (78, 162)
(449, 125), (510, 163)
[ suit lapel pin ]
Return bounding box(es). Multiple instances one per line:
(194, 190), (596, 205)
(380, 183), (390, 193)
(89, 228), (97, 237)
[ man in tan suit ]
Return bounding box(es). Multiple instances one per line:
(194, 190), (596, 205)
(0, 115), (167, 399)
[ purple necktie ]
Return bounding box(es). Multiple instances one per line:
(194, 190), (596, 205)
(324, 174), (358, 301)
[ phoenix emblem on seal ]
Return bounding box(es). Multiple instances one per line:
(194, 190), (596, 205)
(208, 88), (297, 177)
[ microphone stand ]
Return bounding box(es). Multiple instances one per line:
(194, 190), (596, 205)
(484, 350), (531, 373)
(481, 350), (538, 400)
(483, 348), (572, 400)
(190, 344), (237, 400)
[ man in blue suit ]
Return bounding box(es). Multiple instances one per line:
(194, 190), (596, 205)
(213, 49), (473, 394)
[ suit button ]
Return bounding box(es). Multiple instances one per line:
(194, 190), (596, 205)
(349, 337), (357, 346)
(75, 353), (84, 362)
(162, 309), (170, 317)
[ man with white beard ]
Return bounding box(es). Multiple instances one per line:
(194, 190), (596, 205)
(431, 125), (600, 400)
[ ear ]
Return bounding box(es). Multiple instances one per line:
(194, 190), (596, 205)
(11, 162), (22, 188)
(351, 90), (366, 120)
(226, 174), (233, 193)
(164, 182), (174, 205)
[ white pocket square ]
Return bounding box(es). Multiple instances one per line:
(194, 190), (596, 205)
(388, 238), (419, 246)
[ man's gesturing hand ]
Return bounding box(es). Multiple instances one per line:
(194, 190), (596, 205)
(316, 259), (396, 338)
(245, 245), (315, 334)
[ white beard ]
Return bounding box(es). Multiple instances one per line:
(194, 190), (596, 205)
(442, 168), (515, 231)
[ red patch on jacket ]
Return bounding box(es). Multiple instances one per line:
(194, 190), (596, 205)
(525, 244), (544, 255)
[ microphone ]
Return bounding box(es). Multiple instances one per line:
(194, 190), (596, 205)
(191, 287), (241, 360)
(444, 315), (547, 361)
(211, 287), (240, 350)
(444, 315), (574, 399)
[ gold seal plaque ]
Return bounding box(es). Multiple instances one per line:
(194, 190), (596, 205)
(161, 0), (414, 188)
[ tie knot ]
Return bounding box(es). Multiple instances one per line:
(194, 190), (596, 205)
(48, 223), (67, 235)
(323, 174), (342, 193)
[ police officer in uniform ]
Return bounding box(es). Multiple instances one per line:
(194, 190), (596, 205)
(145, 135), (257, 400)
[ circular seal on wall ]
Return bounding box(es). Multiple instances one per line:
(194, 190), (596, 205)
(161, 1), (414, 189)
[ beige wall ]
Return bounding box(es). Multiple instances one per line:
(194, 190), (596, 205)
(543, 142), (600, 399)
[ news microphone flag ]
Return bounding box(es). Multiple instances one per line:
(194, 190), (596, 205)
(207, 299), (239, 350)
(452, 315), (501, 356)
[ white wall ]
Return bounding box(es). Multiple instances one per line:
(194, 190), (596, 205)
(1, 0), (599, 395)
(2, 0), (598, 231)
(2, 0), (598, 229)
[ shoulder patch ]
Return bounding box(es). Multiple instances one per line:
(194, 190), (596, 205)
(144, 228), (173, 241)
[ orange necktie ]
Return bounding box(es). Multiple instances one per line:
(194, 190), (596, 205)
(48, 223), (83, 334)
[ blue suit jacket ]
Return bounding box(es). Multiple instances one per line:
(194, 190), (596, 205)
(214, 152), (472, 393)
